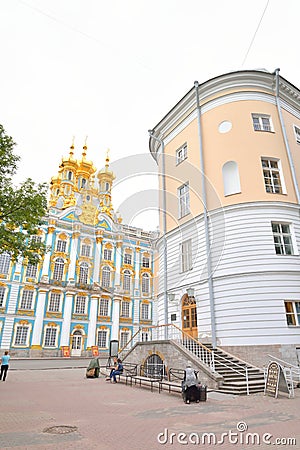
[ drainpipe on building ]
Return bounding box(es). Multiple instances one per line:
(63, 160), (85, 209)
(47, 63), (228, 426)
(148, 130), (168, 340)
(194, 81), (217, 349)
(274, 68), (300, 204)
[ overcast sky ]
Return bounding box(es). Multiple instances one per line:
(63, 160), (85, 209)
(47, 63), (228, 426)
(1, 0), (300, 230)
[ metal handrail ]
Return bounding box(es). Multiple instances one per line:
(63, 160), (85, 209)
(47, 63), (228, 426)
(212, 351), (250, 395)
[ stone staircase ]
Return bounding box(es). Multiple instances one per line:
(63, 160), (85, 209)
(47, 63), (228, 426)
(204, 344), (265, 395)
(184, 342), (265, 395)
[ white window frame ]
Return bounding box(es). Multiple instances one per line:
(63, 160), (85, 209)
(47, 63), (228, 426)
(81, 244), (91, 257)
(14, 325), (30, 346)
(99, 298), (109, 316)
(284, 301), (300, 326)
(0, 286), (7, 308)
(252, 114), (273, 132)
(43, 326), (58, 348)
(271, 222), (297, 255)
(103, 248), (112, 261)
(56, 239), (67, 253)
(120, 330), (130, 349)
(53, 258), (65, 281)
(120, 300), (130, 318)
(293, 125), (300, 144)
(123, 270), (131, 292)
(20, 289), (34, 310)
(97, 329), (108, 348)
(74, 295), (86, 314)
(261, 158), (286, 194)
(0, 252), (11, 275)
(178, 183), (190, 218)
(48, 292), (62, 312)
(142, 273), (150, 294)
(124, 253), (132, 265)
(79, 262), (89, 284)
(101, 266), (111, 288)
(25, 263), (38, 279)
(180, 239), (192, 272)
(142, 256), (150, 268)
(176, 143), (187, 165)
(141, 303), (150, 320)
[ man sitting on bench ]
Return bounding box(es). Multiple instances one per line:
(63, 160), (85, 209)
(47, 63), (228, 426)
(106, 358), (123, 383)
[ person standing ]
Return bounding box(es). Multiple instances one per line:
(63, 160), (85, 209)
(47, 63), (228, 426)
(0, 351), (10, 381)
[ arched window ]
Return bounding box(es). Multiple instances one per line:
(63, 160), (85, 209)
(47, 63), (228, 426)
(53, 258), (64, 280)
(222, 161), (241, 196)
(79, 262), (89, 284)
(101, 266), (111, 288)
(67, 171), (73, 180)
(142, 273), (150, 294)
(123, 270), (131, 291)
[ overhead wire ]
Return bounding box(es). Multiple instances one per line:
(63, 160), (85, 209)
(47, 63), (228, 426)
(241, 0), (270, 67)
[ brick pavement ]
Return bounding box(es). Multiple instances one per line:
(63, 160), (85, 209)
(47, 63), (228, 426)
(0, 368), (299, 450)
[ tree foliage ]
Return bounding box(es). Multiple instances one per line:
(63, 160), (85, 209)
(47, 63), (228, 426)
(0, 124), (48, 264)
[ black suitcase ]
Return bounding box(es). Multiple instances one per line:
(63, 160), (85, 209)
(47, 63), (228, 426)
(183, 385), (201, 403)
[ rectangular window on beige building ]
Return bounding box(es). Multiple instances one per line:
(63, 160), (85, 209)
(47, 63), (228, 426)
(252, 114), (272, 132)
(261, 158), (284, 194)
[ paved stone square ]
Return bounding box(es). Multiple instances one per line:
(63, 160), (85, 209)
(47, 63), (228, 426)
(0, 368), (299, 449)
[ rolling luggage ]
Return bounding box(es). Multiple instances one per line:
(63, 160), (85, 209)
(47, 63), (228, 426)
(182, 384), (200, 403)
(199, 384), (207, 402)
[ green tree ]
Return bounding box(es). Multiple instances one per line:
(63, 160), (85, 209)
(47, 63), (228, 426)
(0, 124), (48, 264)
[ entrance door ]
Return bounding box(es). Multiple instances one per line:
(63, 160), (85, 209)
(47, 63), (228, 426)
(71, 331), (82, 356)
(182, 294), (198, 339)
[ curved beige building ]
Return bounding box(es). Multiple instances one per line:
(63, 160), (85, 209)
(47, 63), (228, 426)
(149, 69), (300, 366)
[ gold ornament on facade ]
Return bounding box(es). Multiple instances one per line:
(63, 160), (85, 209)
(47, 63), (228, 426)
(72, 231), (80, 239)
(79, 202), (98, 225)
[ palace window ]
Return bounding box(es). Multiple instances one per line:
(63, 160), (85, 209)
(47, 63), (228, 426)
(123, 270), (131, 291)
(0, 286), (6, 307)
(272, 222), (294, 255)
(48, 293), (61, 312)
(176, 143), (188, 165)
(0, 252), (11, 275)
(103, 248), (112, 261)
(294, 125), (300, 144)
(14, 325), (29, 346)
(120, 331), (130, 349)
(142, 273), (150, 294)
(44, 327), (58, 347)
(99, 298), (109, 316)
(53, 258), (64, 281)
(79, 262), (89, 284)
(101, 266), (111, 288)
(142, 256), (150, 268)
(284, 301), (300, 326)
(178, 183), (190, 218)
(181, 239), (192, 272)
(74, 296), (86, 314)
(252, 114), (272, 132)
(121, 301), (130, 318)
(261, 158), (284, 194)
(56, 239), (67, 253)
(20, 290), (34, 310)
(25, 263), (37, 279)
(141, 303), (150, 320)
(97, 329), (108, 348)
(81, 244), (91, 257)
(124, 253), (132, 265)
(222, 161), (241, 196)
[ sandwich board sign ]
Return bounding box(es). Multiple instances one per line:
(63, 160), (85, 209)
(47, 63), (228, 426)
(264, 361), (290, 398)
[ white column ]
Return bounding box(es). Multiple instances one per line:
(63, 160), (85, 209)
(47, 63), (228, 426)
(60, 291), (73, 347)
(31, 289), (47, 347)
(41, 227), (55, 282)
(93, 237), (102, 284)
(68, 232), (80, 282)
(115, 242), (122, 286)
(87, 295), (99, 348)
(134, 247), (141, 290)
(111, 293), (121, 341)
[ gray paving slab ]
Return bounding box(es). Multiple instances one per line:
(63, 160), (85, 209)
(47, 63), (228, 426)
(0, 368), (299, 449)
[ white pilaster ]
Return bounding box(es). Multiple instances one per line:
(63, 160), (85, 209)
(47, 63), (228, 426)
(31, 289), (47, 347)
(111, 293), (121, 341)
(68, 232), (80, 281)
(134, 248), (141, 290)
(41, 228), (55, 281)
(93, 239), (102, 284)
(115, 243), (122, 286)
(87, 295), (99, 348)
(60, 291), (73, 346)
